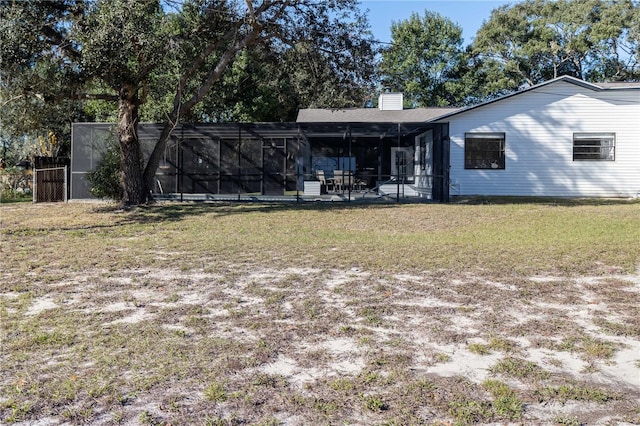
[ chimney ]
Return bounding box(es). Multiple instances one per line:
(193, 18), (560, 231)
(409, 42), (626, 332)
(378, 93), (403, 111)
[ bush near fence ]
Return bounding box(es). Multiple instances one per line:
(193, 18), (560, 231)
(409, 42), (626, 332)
(0, 167), (32, 202)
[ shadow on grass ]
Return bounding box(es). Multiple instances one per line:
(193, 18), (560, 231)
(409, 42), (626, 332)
(89, 195), (640, 227)
(95, 199), (408, 225)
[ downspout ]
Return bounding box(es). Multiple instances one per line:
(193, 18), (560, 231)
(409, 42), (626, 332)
(397, 123), (401, 202)
(348, 125), (352, 201)
(237, 123), (241, 201)
(179, 129), (183, 202)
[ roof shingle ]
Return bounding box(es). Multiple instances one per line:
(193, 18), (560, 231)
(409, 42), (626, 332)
(296, 107), (458, 123)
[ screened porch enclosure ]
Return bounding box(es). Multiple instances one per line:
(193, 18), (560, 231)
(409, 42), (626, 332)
(71, 122), (450, 202)
(302, 122), (449, 201)
(153, 124), (305, 197)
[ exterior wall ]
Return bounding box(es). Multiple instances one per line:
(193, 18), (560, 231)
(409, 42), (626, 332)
(448, 81), (640, 197)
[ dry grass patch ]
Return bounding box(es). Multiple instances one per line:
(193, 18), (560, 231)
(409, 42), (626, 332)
(1, 200), (639, 424)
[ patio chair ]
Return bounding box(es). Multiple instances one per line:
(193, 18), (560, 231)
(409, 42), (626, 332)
(316, 170), (333, 192)
(333, 170), (353, 192)
(353, 177), (367, 191)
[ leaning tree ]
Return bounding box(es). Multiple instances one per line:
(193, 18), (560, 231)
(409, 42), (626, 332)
(0, 0), (376, 205)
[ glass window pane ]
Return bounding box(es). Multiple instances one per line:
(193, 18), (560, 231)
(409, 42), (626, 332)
(464, 133), (505, 169)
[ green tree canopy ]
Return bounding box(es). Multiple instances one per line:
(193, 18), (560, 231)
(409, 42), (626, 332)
(0, 0), (376, 204)
(0, 1), (92, 161)
(377, 0), (639, 106)
(472, 0), (640, 92)
(379, 11), (465, 107)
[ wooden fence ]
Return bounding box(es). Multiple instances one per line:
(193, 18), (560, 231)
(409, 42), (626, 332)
(33, 166), (67, 203)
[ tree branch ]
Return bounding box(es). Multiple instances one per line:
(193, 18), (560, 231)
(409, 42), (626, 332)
(40, 25), (82, 61)
(52, 92), (118, 102)
(142, 1), (274, 190)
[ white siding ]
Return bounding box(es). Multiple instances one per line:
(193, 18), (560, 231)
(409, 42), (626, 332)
(448, 81), (640, 197)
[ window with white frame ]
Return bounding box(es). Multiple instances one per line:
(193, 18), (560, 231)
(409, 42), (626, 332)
(464, 133), (505, 169)
(573, 133), (615, 161)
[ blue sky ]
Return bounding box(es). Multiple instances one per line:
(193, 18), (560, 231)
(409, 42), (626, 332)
(359, 0), (515, 46)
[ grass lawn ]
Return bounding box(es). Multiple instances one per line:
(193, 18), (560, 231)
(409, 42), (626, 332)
(1, 199), (639, 425)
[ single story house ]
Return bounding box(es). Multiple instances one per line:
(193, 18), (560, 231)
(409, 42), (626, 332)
(70, 75), (639, 202)
(433, 75), (640, 198)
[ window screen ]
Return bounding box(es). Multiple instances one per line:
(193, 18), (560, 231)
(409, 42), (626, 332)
(573, 133), (615, 161)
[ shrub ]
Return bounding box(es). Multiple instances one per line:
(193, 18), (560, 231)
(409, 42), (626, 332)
(0, 167), (32, 202)
(86, 143), (122, 200)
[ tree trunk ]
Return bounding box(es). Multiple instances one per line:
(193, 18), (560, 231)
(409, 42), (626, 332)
(118, 85), (148, 205)
(143, 115), (177, 196)
(143, 25), (263, 192)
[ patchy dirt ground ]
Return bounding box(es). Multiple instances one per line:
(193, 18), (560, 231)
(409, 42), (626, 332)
(2, 264), (639, 425)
